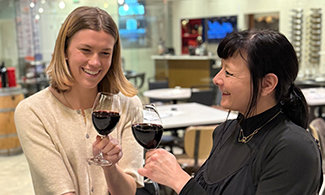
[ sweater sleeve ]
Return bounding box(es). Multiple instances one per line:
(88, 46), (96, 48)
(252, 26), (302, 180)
(179, 178), (208, 195)
(14, 99), (75, 195)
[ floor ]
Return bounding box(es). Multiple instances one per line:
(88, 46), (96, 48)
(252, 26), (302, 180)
(0, 152), (34, 195)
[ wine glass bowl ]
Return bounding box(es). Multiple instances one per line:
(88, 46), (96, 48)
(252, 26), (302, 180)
(132, 123), (163, 149)
(131, 104), (163, 150)
(88, 92), (121, 166)
(92, 111), (120, 136)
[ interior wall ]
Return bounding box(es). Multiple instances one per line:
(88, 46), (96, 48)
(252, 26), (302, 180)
(0, 1), (18, 73)
(39, 0), (119, 64)
(122, 1), (168, 92)
(170, 0), (325, 75)
(0, 19), (18, 71)
(1, 0), (325, 85)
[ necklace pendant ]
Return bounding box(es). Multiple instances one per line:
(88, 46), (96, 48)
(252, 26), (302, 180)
(238, 137), (248, 143)
(238, 129), (248, 143)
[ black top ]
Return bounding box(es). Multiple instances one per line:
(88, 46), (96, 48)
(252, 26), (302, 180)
(180, 105), (323, 195)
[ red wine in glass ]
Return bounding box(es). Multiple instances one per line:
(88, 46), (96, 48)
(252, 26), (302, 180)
(132, 123), (163, 149)
(92, 111), (120, 135)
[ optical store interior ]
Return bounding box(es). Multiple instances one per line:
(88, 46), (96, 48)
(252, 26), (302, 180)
(1, 0), (325, 194)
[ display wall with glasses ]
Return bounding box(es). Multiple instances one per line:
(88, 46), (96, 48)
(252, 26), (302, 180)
(307, 8), (322, 80)
(290, 9), (303, 65)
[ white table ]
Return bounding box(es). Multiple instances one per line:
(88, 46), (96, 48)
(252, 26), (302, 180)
(143, 87), (191, 104)
(156, 102), (238, 130)
(301, 87), (325, 120)
(301, 88), (325, 106)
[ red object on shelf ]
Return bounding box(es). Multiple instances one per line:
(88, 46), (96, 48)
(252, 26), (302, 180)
(7, 67), (17, 87)
(0, 76), (2, 88)
(181, 18), (203, 54)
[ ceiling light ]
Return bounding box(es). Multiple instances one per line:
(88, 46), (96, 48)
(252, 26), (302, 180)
(59, 1), (65, 9)
(30, 2), (35, 8)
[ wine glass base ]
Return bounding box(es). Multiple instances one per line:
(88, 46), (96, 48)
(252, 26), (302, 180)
(88, 157), (112, 167)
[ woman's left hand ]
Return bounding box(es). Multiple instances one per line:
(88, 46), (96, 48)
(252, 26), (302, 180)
(92, 135), (123, 165)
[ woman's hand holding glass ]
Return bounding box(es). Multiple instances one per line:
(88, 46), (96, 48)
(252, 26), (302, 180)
(92, 135), (122, 166)
(88, 92), (121, 166)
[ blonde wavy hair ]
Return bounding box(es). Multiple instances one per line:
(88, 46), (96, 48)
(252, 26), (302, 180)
(46, 6), (137, 97)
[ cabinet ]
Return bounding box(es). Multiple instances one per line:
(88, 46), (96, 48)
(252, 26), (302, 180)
(152, 55), (220, 88)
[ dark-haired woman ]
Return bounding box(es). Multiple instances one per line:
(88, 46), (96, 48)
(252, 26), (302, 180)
(138, 29), (323, 195)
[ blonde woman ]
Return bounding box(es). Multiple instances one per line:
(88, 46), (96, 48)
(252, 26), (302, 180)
(15, 6), (143, 195)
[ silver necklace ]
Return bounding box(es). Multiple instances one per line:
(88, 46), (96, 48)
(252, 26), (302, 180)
(238, 111), (281, 143)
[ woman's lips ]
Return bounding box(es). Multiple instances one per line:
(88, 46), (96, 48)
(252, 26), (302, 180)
(82, 67), (100, 76)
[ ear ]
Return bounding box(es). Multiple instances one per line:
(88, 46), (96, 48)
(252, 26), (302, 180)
(261, 73), (278, 96)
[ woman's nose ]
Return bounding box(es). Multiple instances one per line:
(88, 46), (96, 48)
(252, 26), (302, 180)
(213, 71), (223, 86)
(88, 54), (101, 66)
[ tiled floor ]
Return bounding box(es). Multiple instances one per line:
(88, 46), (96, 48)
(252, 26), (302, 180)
(0, 152), (34, 194)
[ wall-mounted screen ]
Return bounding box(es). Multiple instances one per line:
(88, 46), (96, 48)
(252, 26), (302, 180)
(203, 16), (237, 43)
(118, 0), (150, 48)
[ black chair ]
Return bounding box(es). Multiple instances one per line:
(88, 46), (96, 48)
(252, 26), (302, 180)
(147, 77), (170, 104)
(125, 71), (146, 89)
(136, 179), (160, 195)
(159, 131), (183, 154)
(188, 85), (217, 106)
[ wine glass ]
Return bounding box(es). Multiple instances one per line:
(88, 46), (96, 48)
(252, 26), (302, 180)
(131, 104), (163, 185)
(132, 104), (163, 150)
(88, 92), (121, 166)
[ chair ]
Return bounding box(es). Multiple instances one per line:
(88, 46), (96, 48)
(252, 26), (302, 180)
(136, 179), (160, 195)
(159, 132), (183, 154)
(147, 77), (170, 104)
(176, 125), (217, 175)
(308, 118), (325, 195)
(188, 85), (217, 106)
(125, 71), (146, 89)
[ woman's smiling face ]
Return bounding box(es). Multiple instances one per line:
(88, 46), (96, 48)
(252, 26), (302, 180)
(213, 53), (252, 114)
(66, 29), (115, 91)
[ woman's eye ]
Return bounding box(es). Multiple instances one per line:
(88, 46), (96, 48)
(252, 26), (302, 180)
(81, 48), (91, 53)
(101, 52), (110, 56)
(225, 70), (234, 77)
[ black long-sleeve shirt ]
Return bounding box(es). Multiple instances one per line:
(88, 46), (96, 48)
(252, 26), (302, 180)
(180, 105), (322, 195)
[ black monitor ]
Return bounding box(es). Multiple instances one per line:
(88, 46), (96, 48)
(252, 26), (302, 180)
(203, 16), (237, 43)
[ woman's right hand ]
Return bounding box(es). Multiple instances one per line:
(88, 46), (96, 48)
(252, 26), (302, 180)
(92, 135), (123, 166)
(138, 148), (192, 194)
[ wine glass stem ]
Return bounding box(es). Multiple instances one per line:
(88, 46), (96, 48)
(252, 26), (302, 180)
(98, 151), (104, 159)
